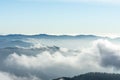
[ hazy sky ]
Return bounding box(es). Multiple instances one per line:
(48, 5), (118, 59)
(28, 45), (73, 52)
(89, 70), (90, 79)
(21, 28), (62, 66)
(0, 0), (120, 36)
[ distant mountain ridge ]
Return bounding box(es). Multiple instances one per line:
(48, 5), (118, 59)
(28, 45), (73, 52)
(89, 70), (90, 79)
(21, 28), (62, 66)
(53, 72), (120, 80)
(0, 34), (110, 39)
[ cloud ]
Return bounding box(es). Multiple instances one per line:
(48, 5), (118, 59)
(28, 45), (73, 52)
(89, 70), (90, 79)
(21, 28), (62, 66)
(2, 39), (120, 80)
(0, 71), (41, 80)
(5, 39), (120, 79)
(94, 39), (120, 69)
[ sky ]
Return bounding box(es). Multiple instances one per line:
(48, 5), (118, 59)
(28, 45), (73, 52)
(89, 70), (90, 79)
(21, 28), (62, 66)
(0, 0), (120, 36)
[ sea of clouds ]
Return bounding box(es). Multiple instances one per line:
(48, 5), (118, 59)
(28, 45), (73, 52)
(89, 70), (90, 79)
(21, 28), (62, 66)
(0, 37), (120, 80)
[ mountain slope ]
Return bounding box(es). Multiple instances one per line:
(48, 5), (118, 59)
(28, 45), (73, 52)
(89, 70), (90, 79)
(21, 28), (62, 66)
(53, 72), (120, 80)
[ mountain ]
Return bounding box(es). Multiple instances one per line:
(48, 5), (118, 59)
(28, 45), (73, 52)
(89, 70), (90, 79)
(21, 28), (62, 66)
(53, 72), (120, 80)
(0, 34), (107, 39)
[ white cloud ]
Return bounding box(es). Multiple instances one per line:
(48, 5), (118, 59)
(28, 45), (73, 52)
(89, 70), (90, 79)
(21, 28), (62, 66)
(94, 39), (120, 69)
(5, 39), (120, 79)
(0, 71), (41, 80)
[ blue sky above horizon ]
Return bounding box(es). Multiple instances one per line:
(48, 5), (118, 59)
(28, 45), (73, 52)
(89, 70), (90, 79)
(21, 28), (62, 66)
(0, 0), (120, 37)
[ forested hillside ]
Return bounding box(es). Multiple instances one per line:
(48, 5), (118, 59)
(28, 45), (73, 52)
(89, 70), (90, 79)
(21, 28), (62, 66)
(54, 72), (120, 80)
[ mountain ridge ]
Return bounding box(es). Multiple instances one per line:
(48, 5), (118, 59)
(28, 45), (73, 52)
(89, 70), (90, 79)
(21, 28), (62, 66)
(0, 34), (110, 39)
(53, 72), (120, 80)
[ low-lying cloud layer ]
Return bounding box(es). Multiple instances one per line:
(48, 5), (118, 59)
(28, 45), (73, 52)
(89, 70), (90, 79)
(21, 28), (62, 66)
(0, 71), (40, 80)
(0, 38), (120, 80)
(95, 39), (120, 69)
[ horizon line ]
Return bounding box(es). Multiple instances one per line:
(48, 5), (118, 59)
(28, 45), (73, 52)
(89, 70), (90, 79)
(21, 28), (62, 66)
(0, 33), (119, 39)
